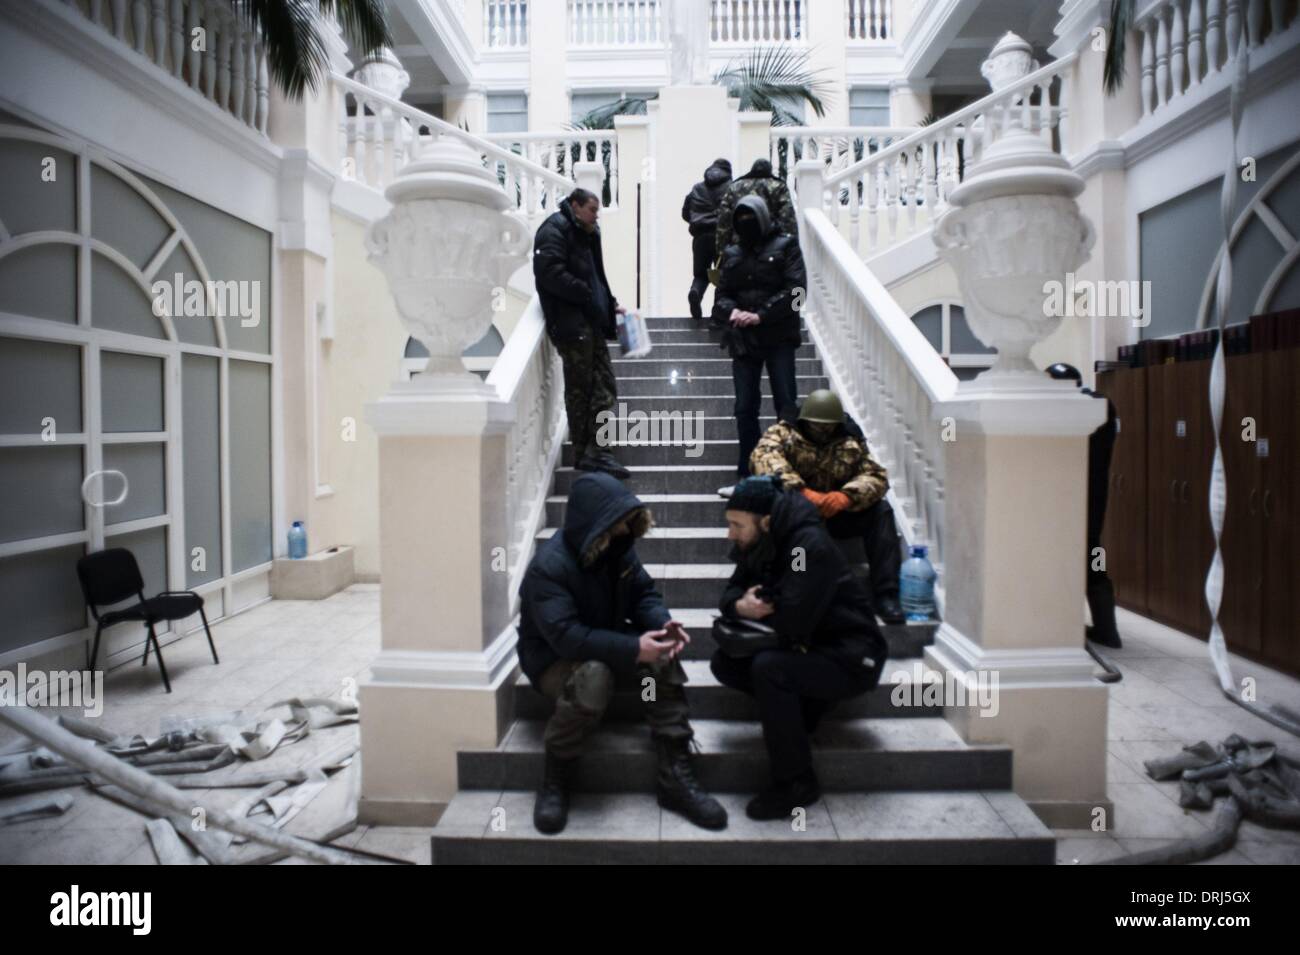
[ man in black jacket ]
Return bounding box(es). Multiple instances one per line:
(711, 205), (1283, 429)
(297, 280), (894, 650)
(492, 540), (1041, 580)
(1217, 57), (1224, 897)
(1047, 363), (1121, 648)
(711, 476), (888, 820)
(681, 157), (732, 320)
(518, 471), (727, 834)
(713, 194), (806, 484)
(533, 188), (629, 479)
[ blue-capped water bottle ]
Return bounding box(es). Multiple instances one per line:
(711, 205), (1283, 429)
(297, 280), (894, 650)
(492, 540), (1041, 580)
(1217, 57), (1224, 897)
(288, 521), (308, 559)
(899, 545), (936, 622)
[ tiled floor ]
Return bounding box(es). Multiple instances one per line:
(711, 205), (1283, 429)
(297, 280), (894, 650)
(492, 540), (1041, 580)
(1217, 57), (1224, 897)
(2, 589), (1297, 865)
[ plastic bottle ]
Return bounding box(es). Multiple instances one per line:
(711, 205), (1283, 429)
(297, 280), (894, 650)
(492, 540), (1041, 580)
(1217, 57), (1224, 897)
(288, 521), (308, 560)
(899, 544), (936, 622)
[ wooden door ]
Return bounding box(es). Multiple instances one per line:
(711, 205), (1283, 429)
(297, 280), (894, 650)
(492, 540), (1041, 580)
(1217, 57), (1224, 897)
(1261, 348), (1299, 674)
(1144, 363), (1181, 628)
(1220, 352), (1265, 657)
(1172, 359), (1215, 638)
(1097, 369), (1147, 613)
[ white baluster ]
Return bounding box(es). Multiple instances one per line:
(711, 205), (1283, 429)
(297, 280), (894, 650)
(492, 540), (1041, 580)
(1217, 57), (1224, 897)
(849, 174), (861, 252)
(1225, 0), (1242, 60)
(256, 41), (269, 133)
(185, 0), (201, 89)
(1171, 0), (1187, 98)
(1205, 0), (1224, 72)
(216, 11), (232, 110)
(230, 23), (245, 121)
(1269, 0), (1287, 38)
(1187, 0), (1204, 87)
(244, 31), (257, 125)
(111, 0), (128, 40)
(149, 0), (166, 66)
(132, 0), (149, 53)
(1246, 0), (1264, 44)
(866, 167), (879, 249)
(1140, 20), (1156, 114)
(168, 0), (183, 77)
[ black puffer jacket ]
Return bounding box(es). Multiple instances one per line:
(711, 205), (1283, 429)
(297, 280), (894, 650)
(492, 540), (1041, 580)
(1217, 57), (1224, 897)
(518, 472), (670, 685)
(532, 197), (619, 345)
(712, 194), (806, 353)
(681, 159), (733, 236)
(719, 490), (888, 683)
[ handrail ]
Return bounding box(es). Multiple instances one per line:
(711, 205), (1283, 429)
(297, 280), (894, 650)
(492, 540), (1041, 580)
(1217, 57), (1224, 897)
(825, 51), (1078, 189)
(331, 72), (572, 194)
(486, 295), (547, 400)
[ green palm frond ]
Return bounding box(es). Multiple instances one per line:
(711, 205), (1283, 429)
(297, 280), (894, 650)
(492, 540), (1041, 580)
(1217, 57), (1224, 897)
(713, 45), (832, 125)
(568, 96), (651, 131)
(1103, 0), (1135, 95)
(235, 0), (391, 100)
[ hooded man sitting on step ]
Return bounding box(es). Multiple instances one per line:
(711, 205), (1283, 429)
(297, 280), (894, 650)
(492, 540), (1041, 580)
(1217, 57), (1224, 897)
(518, 471), (728, 835)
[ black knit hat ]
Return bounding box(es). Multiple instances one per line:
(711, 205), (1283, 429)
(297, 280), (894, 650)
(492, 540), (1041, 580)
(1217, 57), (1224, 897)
(725, 475), (781, 515)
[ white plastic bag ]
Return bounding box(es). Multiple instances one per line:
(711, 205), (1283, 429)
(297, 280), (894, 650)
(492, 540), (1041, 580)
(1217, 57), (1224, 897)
(616, 309), (652, 358)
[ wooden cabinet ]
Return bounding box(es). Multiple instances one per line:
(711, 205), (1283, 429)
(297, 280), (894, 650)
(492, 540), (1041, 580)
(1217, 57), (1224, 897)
(1100, 350), (1299, 677)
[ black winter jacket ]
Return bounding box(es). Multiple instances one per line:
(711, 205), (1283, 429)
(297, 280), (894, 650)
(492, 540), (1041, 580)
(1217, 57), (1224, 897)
(719, 490), (888, 683)
(712, 195), (807, 354)
(518, 472), (670, 685)
(681, 159), (733, 236)
(532, 197), (619, 345)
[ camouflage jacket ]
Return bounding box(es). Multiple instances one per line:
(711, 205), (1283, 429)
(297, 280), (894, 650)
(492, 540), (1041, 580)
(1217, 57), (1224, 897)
(715, 176), (799, 259)
(749, 418), (889, 511)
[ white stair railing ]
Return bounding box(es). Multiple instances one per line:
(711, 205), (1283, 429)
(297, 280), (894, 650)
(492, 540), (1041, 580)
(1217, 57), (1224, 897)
(331, 73), (574, 219)
(816, 52), (1076, 259)
(482, 130), (621, 210)
(770, 126), (916, 194)
(711, 0), (804, 43)
(799, 200), (959, 603)
(568, 0), (663, 46)
(1135, 0), (1297, 118)
(486, 297), (568, 617)
(845, 0), (893, 41)
(55, 0), (270, 133)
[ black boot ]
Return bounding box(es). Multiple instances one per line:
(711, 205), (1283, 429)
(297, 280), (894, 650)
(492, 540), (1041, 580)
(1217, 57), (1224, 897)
(874, 592), (905, 625)
(655, 738), (728, 830)
(688, 288), (703, 321)
(746, 770), (822, 821)
(534, 751), (576, 835)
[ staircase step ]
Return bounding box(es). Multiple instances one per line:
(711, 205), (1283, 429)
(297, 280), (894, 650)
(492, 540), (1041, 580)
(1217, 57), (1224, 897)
(561, 443), (740, 467)
(611, 342), (818, 360)
(612, 357), (822, 377)
(613, 375), (829, 397)
(538, 524), (731, 564)
(661, 610), (937, 662)
(456, 717), (1013, 794)
(547, 494), (729, 528)
(554, 464), (742, 495)
(612, 396), (809, 416)
(511, 659), (941, 722)
(431, 789), (1054, 864)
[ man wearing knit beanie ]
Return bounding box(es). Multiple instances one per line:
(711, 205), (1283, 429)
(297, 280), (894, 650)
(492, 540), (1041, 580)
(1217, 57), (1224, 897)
(715, 476), (888, 820)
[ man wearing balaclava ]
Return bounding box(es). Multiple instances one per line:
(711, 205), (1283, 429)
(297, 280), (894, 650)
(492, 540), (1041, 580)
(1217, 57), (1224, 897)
(711, 193), (806, 489)
(749, 389), (906, 624)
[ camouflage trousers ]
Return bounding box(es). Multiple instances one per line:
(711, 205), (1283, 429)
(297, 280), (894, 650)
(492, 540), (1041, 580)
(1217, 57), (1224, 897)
(555, 333), (618, 461)
(538, 656), (693, 760)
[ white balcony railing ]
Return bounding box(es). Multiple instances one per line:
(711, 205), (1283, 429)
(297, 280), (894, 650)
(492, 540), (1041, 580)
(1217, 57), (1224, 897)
(711, 0), (804, 44)
(568, 0), (662, 46)
(58, 0), (269, 133)
(846, 0), (893, 41)
(815, 53), (1075, 258)
(486, 297), (567, 616)
(485, 0), (529, 49)
(770, 126), (915, 193)
(800, 206), (958, 596)
(332, 74), (574, 220)
(1134, 0), (1297, 119)
(482, 130), (621, 210)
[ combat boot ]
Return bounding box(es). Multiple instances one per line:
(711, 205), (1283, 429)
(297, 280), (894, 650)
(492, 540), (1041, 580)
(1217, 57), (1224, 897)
(534, 751), (577, 835)
(655, 738), (728, 830)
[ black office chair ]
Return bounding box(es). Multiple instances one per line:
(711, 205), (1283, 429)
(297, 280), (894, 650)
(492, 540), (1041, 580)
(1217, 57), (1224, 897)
(76, 548), (219, 693)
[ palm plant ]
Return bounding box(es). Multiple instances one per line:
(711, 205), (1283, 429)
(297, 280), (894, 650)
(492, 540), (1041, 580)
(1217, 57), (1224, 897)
(568, 43), (831, 130)
(231, 0), (391, 99)
(1103, 0), (1136, 95)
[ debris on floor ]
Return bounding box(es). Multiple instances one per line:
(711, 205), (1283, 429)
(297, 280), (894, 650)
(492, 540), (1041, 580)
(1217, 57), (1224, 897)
(0, 697), (411, 865)
(1099, 734), (1300, 865)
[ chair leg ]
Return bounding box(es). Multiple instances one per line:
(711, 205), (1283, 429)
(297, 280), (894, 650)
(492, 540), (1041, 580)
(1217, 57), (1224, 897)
(199, 606), (219, 665)
(146, 623), (171, 693)
(88, 623), (104, 671)
(142, 628), (151, 665)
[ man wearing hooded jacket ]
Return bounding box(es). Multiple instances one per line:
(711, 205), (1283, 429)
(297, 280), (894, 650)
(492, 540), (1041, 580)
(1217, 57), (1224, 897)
(681, 157), (732, 320)
(518, 471), (728, 834)
(712, 476), (889, 820)
(712, 193), (806, 483)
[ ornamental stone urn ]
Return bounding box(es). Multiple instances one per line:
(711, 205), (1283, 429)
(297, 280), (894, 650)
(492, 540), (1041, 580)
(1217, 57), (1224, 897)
(932, 124), (1095, 380)
(364, 136), (531, 392)
(980, 32), (1039, 92)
